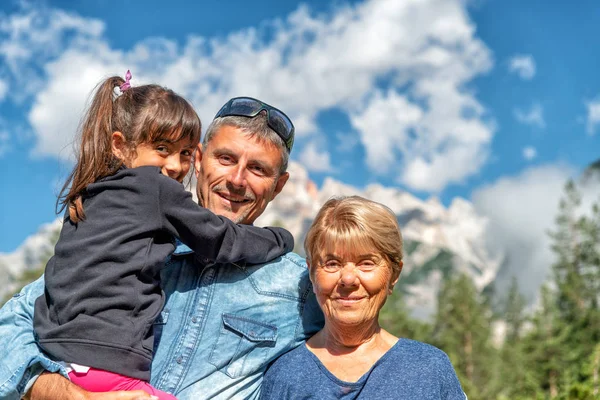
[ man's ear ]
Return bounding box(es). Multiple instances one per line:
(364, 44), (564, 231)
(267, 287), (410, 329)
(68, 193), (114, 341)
(194, 143), (204, 178)
(111, 132), (127, 161)
(272, 172), (290, 199)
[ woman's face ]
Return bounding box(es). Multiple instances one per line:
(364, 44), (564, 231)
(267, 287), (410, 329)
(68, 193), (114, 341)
(310, 243), (399, 328)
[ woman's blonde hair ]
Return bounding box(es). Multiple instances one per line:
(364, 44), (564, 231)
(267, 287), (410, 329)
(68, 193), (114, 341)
(304, 196), (403, 277)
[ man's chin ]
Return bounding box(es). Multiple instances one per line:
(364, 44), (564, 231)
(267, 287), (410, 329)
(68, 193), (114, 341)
(217, 209), (249, 224)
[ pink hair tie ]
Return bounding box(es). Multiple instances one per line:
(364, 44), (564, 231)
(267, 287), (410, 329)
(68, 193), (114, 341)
(119, 70), (132, 92)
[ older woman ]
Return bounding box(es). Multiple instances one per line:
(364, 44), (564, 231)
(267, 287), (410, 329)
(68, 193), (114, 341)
(261, 196), (465, 399)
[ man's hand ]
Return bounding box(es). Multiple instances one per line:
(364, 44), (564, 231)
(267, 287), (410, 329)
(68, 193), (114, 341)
(25, 372), (158, 400)
(69, 391), (158, 400)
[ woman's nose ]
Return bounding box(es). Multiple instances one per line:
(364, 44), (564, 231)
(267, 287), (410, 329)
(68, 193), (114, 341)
(339, 266), (359, 287)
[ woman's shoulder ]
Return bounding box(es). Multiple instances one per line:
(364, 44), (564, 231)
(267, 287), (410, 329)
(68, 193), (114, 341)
(392, 338), (453, 366)
(264, 343), (311, 377)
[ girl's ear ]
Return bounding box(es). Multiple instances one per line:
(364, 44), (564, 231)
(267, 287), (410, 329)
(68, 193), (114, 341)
(111, 131), (128, 162)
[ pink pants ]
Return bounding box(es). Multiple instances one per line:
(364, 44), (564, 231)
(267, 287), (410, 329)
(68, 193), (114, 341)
(68, 368), (177, 400)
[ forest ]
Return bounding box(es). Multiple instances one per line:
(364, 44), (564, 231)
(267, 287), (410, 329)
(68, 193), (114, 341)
(381, 180), (600, 399)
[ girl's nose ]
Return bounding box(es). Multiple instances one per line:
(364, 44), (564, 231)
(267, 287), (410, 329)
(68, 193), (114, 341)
(164, 156), (183, 180)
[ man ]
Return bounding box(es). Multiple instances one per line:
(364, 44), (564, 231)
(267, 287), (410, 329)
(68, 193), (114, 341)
(0, 97), (324, 399)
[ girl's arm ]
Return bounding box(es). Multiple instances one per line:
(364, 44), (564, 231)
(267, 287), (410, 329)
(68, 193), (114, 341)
(157, 171), (294, 265)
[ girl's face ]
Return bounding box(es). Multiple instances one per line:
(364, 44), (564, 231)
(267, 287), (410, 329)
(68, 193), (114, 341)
(129, 137), (196, 183)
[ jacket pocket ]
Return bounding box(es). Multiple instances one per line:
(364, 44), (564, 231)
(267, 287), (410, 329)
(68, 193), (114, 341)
(209, 313), (277, 378)
(151, 309), (170, 354)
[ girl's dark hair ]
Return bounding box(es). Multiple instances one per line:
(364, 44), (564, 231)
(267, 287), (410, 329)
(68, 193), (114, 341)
(58, 76), (201, 223)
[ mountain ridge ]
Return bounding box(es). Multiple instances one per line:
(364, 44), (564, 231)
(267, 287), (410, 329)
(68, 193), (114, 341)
(0, 161), (503, 319)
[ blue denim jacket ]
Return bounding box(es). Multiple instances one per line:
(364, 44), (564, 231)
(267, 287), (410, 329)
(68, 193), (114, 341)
(0, 244), (324, 400)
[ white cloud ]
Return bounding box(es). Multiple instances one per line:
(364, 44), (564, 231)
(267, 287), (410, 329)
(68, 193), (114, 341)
(508, 54), (536, 80)
(350, 86), (493, 192)
(28, 47), (131, 159)
(522, 146), (537, 161)
(4, 0), (494, 192)
(350, 90), (423, 172)
(299, 141), (333, 172)
(0, 6), (104, 99)
(0, 79), (8, 101)
(585, 99), (600, 135)
(514, 103), (545, 128)
(471, 164), (599, 304)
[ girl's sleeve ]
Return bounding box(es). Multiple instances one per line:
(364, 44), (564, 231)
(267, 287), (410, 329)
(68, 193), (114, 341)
(157, 173), (294, 265)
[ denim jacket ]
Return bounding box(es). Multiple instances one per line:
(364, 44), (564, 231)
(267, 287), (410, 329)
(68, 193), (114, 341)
(0, 244), (324, 400)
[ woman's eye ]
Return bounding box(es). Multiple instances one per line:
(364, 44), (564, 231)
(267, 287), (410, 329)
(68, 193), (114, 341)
(360, 262), (376, 269)
(323, 261), (342, 271)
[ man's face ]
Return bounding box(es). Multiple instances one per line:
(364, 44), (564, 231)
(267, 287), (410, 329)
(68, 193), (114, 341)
(194, 124), (289, 224)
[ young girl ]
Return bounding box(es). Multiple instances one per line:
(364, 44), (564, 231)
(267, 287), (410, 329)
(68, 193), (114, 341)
(33, 72), (293, 399)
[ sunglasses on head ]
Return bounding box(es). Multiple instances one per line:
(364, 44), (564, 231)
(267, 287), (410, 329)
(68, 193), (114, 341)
(214, 97), (295, 153)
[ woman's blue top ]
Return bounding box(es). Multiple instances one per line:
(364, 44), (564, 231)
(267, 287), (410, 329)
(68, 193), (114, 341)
(260, 338), (466, 400)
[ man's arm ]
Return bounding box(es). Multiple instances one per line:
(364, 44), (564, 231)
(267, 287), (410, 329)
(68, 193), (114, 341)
(296, 275), (325, 344)
(0, 277), (157, 400)
(0, 276), (68, 399)
(26, 372), (157, 400)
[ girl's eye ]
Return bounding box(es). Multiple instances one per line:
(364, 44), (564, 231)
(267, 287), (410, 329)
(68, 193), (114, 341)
(181, 149), (193, 157)
(156, 145), (169, 154)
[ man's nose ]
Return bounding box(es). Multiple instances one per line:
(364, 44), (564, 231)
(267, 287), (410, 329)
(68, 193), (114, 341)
(227, 165), (247, 188)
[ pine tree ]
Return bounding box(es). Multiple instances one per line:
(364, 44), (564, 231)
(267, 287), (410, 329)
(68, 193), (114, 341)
(379, 290), (432, 342)
(564, 343), (600, 400)
(521, 284), (569, 399)
(432, 273), (497, 400)
(497, 277), (533, 399)
(548, 181), (600, 390)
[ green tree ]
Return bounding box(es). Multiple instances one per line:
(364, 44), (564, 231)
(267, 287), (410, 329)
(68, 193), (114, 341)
(497, 277), (534, 399)
(521, 284), (569, 399)
(432, 273), (497, 400)
(380, 290), (432, 343)
(548, 181), (600, 391)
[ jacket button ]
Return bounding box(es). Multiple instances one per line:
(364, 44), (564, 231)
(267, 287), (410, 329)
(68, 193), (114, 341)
(176, 356), (183, 364)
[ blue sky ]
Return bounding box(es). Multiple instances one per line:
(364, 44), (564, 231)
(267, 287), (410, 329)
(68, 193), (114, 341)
(0, 0), (599, 253)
